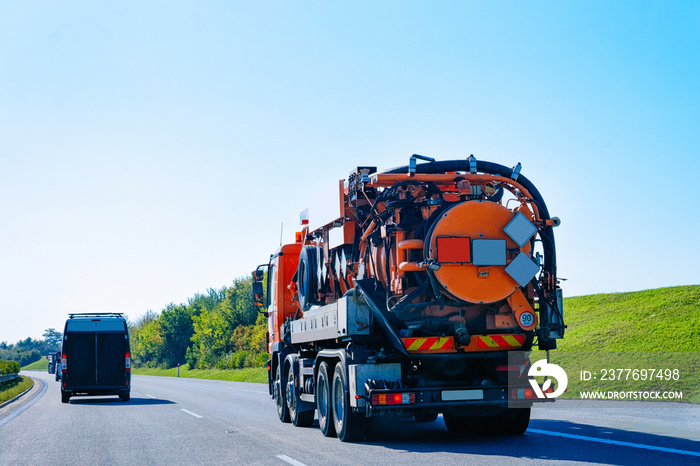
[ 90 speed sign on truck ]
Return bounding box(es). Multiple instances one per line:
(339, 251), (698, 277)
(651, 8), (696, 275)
(252, 155), (565, 441)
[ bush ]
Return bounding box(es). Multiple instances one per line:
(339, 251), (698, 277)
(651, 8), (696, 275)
(218, 350), (268, 370)
(0, 360), (20, 375)
(253, 352), (269, 368)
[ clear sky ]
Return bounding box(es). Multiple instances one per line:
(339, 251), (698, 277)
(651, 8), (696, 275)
(1, 1), (699, 345)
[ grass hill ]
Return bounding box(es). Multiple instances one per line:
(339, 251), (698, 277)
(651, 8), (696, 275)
(538, 285), (699, 402)
(558, 285), (699, 352)
(21, 356), (48, 371)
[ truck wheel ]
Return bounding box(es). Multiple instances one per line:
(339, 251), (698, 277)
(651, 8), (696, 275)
(499, 408), (530, 435)
(316, 362), (336, 437)
(442, 412), (475, 433)
(444, 408), (530, 436)
(119, 391), (130, 402)
(297, 245), (319, 311)
(61, 392), (70, 404)
(331, 362), (366, 442)
(275, 366), (290, 423)
(287, 365), (314, 427)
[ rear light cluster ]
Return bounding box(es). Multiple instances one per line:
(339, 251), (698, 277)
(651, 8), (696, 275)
(125, 352), (131, 372)
(511, 387), (553, 400)
(61, 353), (67, 374)
(371, 392), (416, 406)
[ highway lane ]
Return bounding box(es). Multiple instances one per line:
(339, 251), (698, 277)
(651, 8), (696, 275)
(1, 371), (698, 465)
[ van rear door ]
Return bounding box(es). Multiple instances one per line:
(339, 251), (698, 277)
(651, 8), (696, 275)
(65, 331), (97, 387)
(96, 332), (127, 386)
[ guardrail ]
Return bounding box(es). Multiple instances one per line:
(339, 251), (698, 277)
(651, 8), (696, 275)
(0, 373), (19, 383)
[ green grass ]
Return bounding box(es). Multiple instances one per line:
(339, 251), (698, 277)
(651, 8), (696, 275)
(132, 366), (267, 384)
(21, 356), (49, 371)
(0, 376), (34, 404)
(531, 285), (700, 403)
(558, 285), (699, 352)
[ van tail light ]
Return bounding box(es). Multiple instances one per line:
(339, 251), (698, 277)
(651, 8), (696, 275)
(125, 352), (131, 372)
(61, 353), (67, 374)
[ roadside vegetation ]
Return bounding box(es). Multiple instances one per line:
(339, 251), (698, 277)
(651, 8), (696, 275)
(533, 285), (700, 402)
(0, 360), (20, 375)
(128, 275), (267, 371)
(21, 357), (49, 371)
(557, 285), (699, 352)
(0, 328), (62, 367)
(131, 366), (266, 383)
(0, 373), (33, 405)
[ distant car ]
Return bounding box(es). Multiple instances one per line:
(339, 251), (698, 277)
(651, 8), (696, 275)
(60, 313), (131, 403)
(48, 353), (56, 374)
(55, 351), (62, 381)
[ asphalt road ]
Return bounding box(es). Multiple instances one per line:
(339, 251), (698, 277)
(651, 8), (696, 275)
(1, 371), (698, 465)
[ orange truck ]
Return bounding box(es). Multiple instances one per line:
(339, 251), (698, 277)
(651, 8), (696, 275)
(252, 155), (564, 441)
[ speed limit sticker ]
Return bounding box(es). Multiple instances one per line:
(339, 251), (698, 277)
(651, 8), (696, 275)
(519, 312), (535, 327)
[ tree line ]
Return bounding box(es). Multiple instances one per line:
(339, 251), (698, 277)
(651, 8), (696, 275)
(0, 329), (62, 367)
(129, 275), (268, 370)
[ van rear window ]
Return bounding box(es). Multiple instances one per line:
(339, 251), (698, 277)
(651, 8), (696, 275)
(66, 320), (126, 332)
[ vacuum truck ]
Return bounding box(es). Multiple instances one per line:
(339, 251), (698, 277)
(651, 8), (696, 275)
(252, 155), (564, 441)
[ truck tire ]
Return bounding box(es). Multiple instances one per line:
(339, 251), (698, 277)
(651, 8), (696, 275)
(442, 411), (479, 434)
(287, 365), (314, 427)
(275, 366), (290, 423)
(499, 408), (530, 435)
(331, 362), (366, 442)
(61, 392), (70, 404)
(316, 362), (336, 437)
(414, 411), (438, 422)
(443, 407), (530, 436)
(297, 245), (319, 311)
(119, 391), (130, 402)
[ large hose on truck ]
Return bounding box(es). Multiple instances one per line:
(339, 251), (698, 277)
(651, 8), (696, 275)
(382, 159), (557, 279)
(382, 158), (562, 350)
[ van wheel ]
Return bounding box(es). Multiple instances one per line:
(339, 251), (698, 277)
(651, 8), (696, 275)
(332, 362), (366, 442)
(61, 392), (70, 404)
(120, 391), (130, 402)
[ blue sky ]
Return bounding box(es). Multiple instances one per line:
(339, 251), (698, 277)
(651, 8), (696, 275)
(1, 1), (699, 344)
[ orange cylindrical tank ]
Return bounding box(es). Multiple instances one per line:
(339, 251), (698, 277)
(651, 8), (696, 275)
(426, 200), (532, 304)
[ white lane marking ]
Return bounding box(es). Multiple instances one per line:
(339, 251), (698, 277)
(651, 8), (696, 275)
(229, 388), (268, 394)
(0, 378), (47, 427)
(528, 428), (700, 458)
(276, 455), (307, 466)
(171, 380), (267, 394)
(180, 408), (203, 419)
(145, 394), (157, 398)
